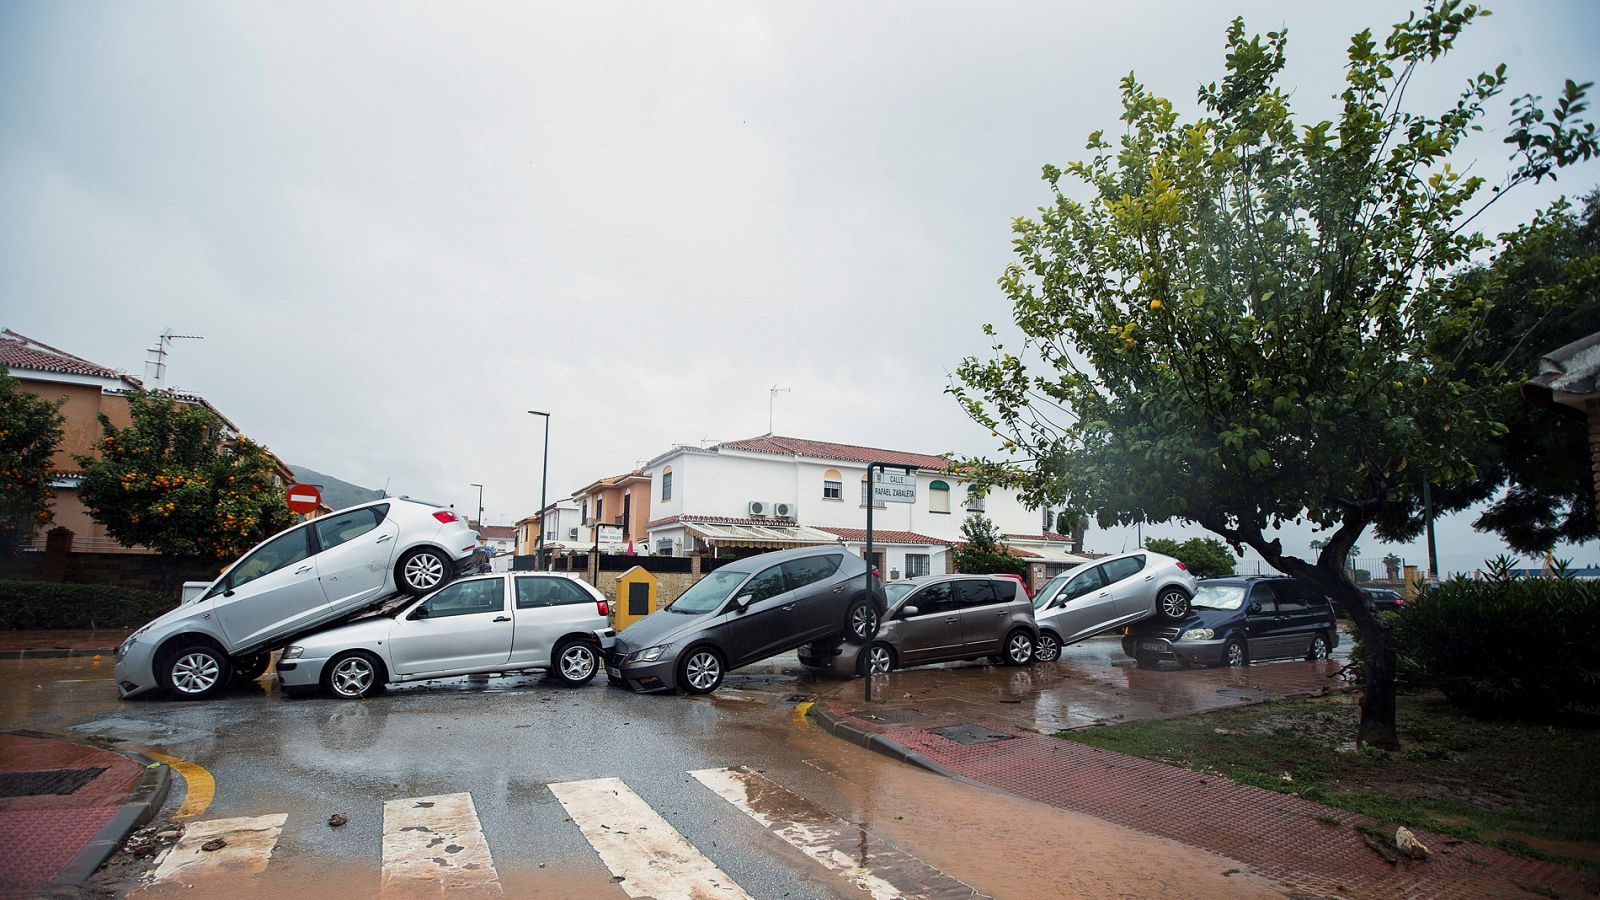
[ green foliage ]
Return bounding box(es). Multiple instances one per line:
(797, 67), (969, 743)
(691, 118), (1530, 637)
(0, 579), (175, 629)
(952, 513), (1027, 576)
(1395, 567), (1600, 716)
(0, 367), (66, 554)
(1143, 536), (1237, 578)
(75, 390), (297, 562)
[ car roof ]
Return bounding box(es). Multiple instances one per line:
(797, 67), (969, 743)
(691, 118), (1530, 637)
(715, 545), (853, 568)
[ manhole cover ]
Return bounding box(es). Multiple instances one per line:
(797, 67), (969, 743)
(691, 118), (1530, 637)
(0, 767), (106, 798)
(929, 724), (1015, 745)
(846, 706), (922, 724)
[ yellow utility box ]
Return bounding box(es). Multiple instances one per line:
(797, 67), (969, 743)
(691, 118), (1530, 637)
(614, 566), (659, 630)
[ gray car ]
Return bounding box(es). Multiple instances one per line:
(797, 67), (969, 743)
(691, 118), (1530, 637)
(799, 575), (1038, 674)
(1030, 549), (1197, 662)
(608, 546), (885, 694)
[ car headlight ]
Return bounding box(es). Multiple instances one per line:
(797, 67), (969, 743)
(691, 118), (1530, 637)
(626, 646), (665, 664)
(281, 646), (305, 660)
(1181, 628), (1215, 641)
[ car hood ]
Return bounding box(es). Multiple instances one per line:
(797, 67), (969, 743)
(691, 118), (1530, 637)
(612, 608), (714, 654)
(1152, 605), (1245, 633)
(289, 616), (396, 653)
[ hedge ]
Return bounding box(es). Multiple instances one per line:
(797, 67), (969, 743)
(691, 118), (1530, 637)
(0, 579), (177, 630)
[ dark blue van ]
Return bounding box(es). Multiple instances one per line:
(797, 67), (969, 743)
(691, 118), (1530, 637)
(1122, 576), (1338, 668)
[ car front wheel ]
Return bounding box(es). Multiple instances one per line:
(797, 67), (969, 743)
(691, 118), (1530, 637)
(859, 643), (895, 676)
(678, 647), (725, 695)
(398, 548), (452, 596)
(1004, 629), (1035, 666)
(1307, 632), (1332, 661)
(1157, 588), (1191, 621)
(233, 652), (270, 683)
(553, 640), (599, 687)
(1221, 638), (1247, 668)
(322, 651), (385, 699)
(1034, 632), (1062, 663)
(160, 641), (233, 700)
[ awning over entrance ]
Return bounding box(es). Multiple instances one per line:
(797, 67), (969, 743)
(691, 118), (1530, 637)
(683, 521), (840, 549)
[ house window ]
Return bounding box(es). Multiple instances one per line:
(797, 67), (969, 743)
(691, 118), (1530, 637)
(860, 476), (884, 508)
(929, 480), (950, 514)
(581, 500), (589, 524)
(661, 467), (672, 502)
(964, 486), (986, 512)
(905, 554), (931, 577)
(822, 469), (842, 500)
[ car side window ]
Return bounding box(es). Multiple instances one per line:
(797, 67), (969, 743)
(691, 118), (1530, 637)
(781, 554), (841, 591)
(515, 576), (591, 608)
(1247, 583), (1280, 615)
(1274, 582), (1311, 612)
(737, 566), (789, 605)
(313, 508), (383, 553)
(955, 579), (1002, 608)
(904, 582), (954, 616)
(1101, 556), (1143, 584)
(1062, 566), (1105, 601)
(422, 579), (505, 618)
(227, 527), (313, 591)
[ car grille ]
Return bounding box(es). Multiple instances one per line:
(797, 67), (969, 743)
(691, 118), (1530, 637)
(1148, 625), (1183, 639)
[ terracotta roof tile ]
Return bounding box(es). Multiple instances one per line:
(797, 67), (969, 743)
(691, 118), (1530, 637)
(477, 525), (517, 541)
(815, 527), (947, 545)
(0, 329), (137, 383)
(1005, 532), (1075, 543)
(715, 435), (950, 471)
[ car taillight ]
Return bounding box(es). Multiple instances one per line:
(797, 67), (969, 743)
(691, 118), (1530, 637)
(1174, 561), (1188, 571)
(433, 510), (459, 524)
(597, 599), (609, 616)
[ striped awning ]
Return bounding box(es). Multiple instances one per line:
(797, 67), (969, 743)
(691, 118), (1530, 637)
(683, 521), (839, 549)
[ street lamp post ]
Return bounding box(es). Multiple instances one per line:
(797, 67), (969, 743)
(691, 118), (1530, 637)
(469, 483), (484, 531)
(528, 410), (550, 571)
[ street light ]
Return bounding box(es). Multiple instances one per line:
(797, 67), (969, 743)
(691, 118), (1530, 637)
(528, 410), (550, 571)
(469, 483), (484, 531)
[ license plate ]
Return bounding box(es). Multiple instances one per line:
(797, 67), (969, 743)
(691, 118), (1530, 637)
(1139, 641), (1165, 652)
(607, 667), (621, 679)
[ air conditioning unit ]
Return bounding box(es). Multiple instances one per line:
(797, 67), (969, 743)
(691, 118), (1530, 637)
(567, 527), (579, 540)
(772, 502), (794, 519)
(747, 500), (768, 517)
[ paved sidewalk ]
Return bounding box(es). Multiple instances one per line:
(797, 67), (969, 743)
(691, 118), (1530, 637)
(0, 729), (169, 891)
(0, 629), (131, 658)
(812, 657), (1594, 899)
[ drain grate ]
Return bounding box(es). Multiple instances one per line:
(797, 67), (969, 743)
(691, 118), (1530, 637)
(846, 706), (923, 724)
(929, 724), (1015, 746)
(0, 767), (107, 798)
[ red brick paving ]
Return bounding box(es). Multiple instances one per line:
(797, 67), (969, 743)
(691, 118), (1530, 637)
(819, 658), (1596, 899)
(0, 731), (145, 889)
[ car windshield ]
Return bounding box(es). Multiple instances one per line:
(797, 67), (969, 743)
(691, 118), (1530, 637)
(1192, 583), (1247, 610)
(668, 569), (750, 614)
(884, 583), (917, 605)
(1032, 574), (1069, 609)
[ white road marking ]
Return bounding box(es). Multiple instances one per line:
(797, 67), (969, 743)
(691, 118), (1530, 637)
(549, 776), (751, 900)
(147, 814), (286, 886)
(382, 793), (501, 897)
(691, 767), (986, 900)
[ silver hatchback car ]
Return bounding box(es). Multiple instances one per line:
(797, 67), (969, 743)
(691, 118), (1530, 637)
(799, 574), (1038, 675)
(1030, 549), (1198, 662)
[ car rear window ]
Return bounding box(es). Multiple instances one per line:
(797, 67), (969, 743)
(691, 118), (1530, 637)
(1101, 556), (1144, 583)
(955, 579), (1003, 608)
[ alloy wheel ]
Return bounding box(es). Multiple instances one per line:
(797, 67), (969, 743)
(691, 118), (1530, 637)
(171, 652), (220, 694)
(1310, 636), (1330, 660)
(851, 605), (878, 641)
(404, 553), (445, 590)
(1036, 634), (1061, 662)
(867, 645), (893, 674)
(1008, 633), (1033, 664)
(1161, 591), (1188, 618)
(331, 656), (375, 697)
(561, 645), (596, 682)
(1225, 641), (1245, 667)
(686, 652), (720, 691)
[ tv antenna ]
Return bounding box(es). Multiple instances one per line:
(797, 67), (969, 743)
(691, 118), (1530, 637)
(768, 385), (790, 434)
(144, 329), (204, 388)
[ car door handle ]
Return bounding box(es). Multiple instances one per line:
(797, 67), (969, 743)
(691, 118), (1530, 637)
(294, 565), (313, 575)
(832, 585), (846, 593)
(782, 604), (796, 611)
(1142, 574), (1154, 580)
(944, 617), (958, 624)
(1097, 591), (1110, 597)
(493, 616), (510, 622)
(376, 534), (392, 544)
(996, 610), (1008, 616)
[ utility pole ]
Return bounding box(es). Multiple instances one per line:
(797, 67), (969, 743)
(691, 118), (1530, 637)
(768, 385), (790, 434)
(529, 410), (551, 571)
(470, 483), (484, 530)
(1423, 481), (1439, 582)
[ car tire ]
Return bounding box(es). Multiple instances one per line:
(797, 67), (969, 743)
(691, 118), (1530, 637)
(1220, 637), (1247, 668)
(1034, 632), (1062, 663)
(232, 652), (271, 684)
(1134, 655), (1160, 669)
(843, 597), (879, 643)
(1003, 629), (1035, 666)
(858, 643), (896, 676)
(322, 651), (385, 699)
(159, 640), (233, 700)
(678, 646), (725, 695)
(397, 547), (452, 596)
(553, 640), (600, 687)
(1306, 632), (1332, 661)
(1157, 588), (1192, 621)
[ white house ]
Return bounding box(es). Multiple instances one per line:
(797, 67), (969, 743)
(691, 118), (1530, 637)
(642, 434), (1086, 581)
(538, 499), (587, 554)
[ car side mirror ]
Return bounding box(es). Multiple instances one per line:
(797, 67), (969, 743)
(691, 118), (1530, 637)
(900, 605), (919, 618)
(222, 589), (235, 598)
(733, 594), (753, 611)
(1247, 601), (1262, 614)
(411, 606), (430, 620)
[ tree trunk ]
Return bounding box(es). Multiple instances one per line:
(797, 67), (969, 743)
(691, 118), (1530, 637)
(1293, 563), (1400, 750)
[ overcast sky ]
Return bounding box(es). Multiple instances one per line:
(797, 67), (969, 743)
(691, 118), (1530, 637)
(4, 2), (1597, 573)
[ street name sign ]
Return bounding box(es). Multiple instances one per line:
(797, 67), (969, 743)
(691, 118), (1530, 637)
(595, 524), (624, 544)
(871, 470), (917, 504)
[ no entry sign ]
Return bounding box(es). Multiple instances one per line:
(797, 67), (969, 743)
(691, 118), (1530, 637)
(285, 483), (322, 515)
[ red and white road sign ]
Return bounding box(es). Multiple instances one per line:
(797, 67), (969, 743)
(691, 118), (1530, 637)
(285, 483), (322, 515)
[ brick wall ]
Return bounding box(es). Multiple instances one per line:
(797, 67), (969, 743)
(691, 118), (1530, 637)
(577, 568), (701, 605)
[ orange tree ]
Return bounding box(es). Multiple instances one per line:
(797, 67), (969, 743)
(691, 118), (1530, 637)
(0, 367), (65, 554)
(949, 4), (1595, 748)
(76, 389), (296, 570)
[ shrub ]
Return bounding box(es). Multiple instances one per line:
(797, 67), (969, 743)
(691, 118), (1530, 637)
(0, 579), (176, 630)
(1394, 573), (1600, 716)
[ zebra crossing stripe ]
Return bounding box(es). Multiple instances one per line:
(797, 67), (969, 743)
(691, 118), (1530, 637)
(691, 767), (988, 900)
(381, 793), (501, 897)
(147, 814), (287, 887)
(549, 776), (752, 900)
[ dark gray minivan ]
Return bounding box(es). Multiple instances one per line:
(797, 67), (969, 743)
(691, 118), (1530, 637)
(608, 546), (886, 694)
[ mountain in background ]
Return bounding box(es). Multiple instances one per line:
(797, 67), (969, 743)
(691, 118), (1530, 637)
(289, 465), (385, 511)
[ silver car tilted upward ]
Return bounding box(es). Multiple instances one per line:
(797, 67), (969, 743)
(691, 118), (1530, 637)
(276, 573), (616, 698)
(115, 498), (480, 700)
(1030, 549), (1197, 662)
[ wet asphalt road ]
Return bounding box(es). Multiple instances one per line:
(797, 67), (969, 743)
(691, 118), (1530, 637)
(0, 638), (1312, 898)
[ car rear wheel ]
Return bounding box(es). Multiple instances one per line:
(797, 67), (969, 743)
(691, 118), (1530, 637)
(553, 640), (599, 687)
(1034, 632), (1062, 663)
(232, 652), (271, 683)
(1157, 588), (1191, 621)
(1307, 632), (1332, 661)
(1004, 629), (1035, 666)
(398, 548), (452, 596)
(1221, 638), (1247, 668)
(859, 643), (896, 676)
(160, 641), (232, 700)
(678, 647), (725, 694)
(844, 598), (879, 642)
(322, 651), (385, 699)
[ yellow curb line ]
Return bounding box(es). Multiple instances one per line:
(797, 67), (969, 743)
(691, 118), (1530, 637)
(146, 751), (214, 819)
(791, 699), (814, 731)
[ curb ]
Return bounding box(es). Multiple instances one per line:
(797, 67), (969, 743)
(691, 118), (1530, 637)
(2, 729), (172, 886)
(0, 647), (118, 660)
(806, 699), (968, 781)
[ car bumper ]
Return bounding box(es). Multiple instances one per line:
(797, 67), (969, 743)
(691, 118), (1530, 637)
(1122, 635), (1228, 666)
(275, 655), (330, 689)
(606, 652), (677, 693)
(113, 642), (160, 698)
(797, 641), (859, 676)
